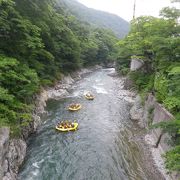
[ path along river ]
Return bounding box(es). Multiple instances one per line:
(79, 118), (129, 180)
(18, 68), (158, 180)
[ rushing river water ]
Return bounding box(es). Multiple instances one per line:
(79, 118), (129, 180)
(18, 69), (152, 180)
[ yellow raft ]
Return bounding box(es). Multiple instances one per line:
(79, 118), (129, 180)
(56, 123), (78, 132)
(68, 104), (82, 111)
(85, 94), (94, 100)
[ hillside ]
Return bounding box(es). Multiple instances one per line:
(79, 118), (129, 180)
(56, 0), (130, 38)
(0, 0), (119, 134)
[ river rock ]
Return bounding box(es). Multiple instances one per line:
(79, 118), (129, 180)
(48, 89), (69, 99)
(35, 89), (49, 114)
(33, 114), (41, 131)
(122, 77), (134, 90)
(0, 128), (27, 180)
(130, 95), (144, 127)
(61, 74), (74, 85)
(79, 68), (93, 75)
(8, 139), (27, 174)
(0, 127), (10, 180)
(71, 68), (93, 80)
(3, 171), (16, 180)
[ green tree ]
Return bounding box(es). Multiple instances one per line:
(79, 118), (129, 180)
(0, 0), (119, 136)
(117, 6), (180, 172)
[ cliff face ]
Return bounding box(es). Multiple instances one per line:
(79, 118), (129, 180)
(0, 128), (26, 180)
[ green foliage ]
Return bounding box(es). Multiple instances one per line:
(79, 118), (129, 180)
(160, 7), (180, 20)
(164, 146), (180, 172)
(0, 87), (30, 125)
(152, 119), (180, 138)
(120, 67), (129, 75)
(0, 55), (40, 101)
(163, 97), (180, 113)
(168, 66), (180, 75)
(129, 71), (154, 92)
(0, 0), (43, 57)
(0, 0), (119, 136)
(154, 73), (168, 102)
(117, 7), (180, 112)
(0, 55), (36, 136)
(151, 118), (180, 172)
(151, 117), (180, 172)
(147, 106), (154, 126)
(117, 5), (180, 172)
(94, 28), (118, 65)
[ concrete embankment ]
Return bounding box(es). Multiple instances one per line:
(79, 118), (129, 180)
(130, 93), (179, 180)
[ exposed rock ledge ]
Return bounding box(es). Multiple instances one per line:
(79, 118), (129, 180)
(0, 128), (27, 180)
(130, 93), (179, 180)
(0, 66), (101, 180)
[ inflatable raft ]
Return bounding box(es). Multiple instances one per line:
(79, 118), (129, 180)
(85, 93), (94, 100)
(56, 122), (78, 132)
(68, 104), (82, 111)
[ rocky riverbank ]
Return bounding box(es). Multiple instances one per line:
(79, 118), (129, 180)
(112, 75), (167, 179)
(123, 79), (179, 180)
(0, 66), (101, 180)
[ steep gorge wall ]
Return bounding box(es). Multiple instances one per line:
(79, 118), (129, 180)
(0, 128), (26, 180)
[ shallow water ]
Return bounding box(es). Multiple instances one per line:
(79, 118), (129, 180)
(18, 69), (149, 180)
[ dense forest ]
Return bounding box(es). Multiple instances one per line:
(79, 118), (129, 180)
(0, 0), (119, 135)
(116, 4), (180, 172)
(57, 0), (130, 38)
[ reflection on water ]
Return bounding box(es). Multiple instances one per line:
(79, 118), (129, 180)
(18, 69), (148, 180)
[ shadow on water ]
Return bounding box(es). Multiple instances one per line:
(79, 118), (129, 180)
(18, 69), (148, 180)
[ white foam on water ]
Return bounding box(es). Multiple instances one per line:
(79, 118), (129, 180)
(32, 159), (44, 169)
(27, 177), (35, 180)
(32, 162), (39, 168)
(93, 85), (108, 94)
(38, 159), (45, 164)
(95, 79), (101, 82)
(32, 169), (39, 176)
(72, 91), (81, 97)
(97, 83), (104, 86)
(67, 90), (82, 98)
(84, 77), (90, 80)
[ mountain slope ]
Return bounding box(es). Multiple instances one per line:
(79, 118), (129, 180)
(56, 0), (130, 38)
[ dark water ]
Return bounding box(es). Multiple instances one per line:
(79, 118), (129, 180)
(18, 69), (149, 180)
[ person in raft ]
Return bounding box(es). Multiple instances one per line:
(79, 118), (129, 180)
(70, 103), (80, 109)
(58, 121), (74, 129)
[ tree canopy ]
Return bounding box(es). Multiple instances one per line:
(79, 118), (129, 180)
(0, 0), (119, 136)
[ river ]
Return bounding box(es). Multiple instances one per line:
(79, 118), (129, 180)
(18, 68), (155, 180)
